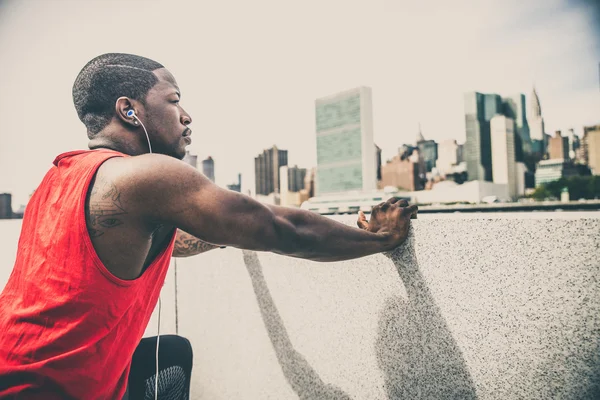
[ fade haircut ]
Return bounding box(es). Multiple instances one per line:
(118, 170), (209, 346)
(73, 53), (164, 136)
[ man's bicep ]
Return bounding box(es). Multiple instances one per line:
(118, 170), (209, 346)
(128, 155), (279, 250)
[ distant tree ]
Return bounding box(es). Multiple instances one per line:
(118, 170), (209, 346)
(530, 175), (600, 200)
(530, 186), (552, 200)
(587, 175), (600, 199)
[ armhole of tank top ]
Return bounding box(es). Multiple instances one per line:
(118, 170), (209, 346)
(78, 155), (136, 287)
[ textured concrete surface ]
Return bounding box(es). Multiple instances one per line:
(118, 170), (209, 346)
(1, 216), (599, 399)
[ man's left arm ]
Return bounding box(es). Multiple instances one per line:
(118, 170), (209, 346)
(172, 229), (221, 258)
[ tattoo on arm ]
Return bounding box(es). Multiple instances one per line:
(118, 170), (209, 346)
(173, 229), (220, 257)
(86, 177), (127, 238)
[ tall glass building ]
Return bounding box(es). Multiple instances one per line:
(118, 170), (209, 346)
(503, 94), (532, 158)
(464, 92), (502, 182)
(315, 87), (376, 195)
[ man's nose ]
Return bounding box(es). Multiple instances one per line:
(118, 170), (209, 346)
(181, 111), (192, 125)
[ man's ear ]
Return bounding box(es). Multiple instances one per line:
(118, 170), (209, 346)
(115, 97), (139, 127)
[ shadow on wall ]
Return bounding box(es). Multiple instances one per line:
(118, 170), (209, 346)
(242, 250), (352, 400)
(376, 231), (478, 399)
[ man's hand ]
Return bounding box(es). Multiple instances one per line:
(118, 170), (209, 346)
(357, 198), (418, 248)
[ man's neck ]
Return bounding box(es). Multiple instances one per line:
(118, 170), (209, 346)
(88, 135), (144, 156)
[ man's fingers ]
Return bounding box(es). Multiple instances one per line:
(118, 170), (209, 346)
(357, 211), (369, 229)
(398, 199), (409, 207)
(372, 202), (385, 214)
(385, 197), (401, 206)
(402, 204), (418, 218)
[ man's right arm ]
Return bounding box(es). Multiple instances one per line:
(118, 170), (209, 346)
(121, 154), (416, 262)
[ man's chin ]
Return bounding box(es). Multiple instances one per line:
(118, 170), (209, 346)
(175, 147), (187, 160)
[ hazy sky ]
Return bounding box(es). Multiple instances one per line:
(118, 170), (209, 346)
(0, 0), (598, 207)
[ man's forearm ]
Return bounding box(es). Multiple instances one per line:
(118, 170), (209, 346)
(268, 206), (393, 262)
(172, 229), (220, 258)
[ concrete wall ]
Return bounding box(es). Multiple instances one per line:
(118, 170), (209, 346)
(1, 216), (599, 399)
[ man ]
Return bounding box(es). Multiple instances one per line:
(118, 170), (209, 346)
(0, 53), (417, 399)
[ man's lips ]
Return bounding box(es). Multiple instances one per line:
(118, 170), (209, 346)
(182, 128), (192, 137)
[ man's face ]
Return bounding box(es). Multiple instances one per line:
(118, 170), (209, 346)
(141, 68), (192, 159)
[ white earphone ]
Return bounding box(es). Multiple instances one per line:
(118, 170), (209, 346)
(127, 109), (160, 400)
(126, 109), (153, 154)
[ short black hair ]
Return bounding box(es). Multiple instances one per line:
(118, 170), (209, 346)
(73, 53), (164, 136)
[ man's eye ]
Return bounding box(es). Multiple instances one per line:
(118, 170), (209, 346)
(171, 100), (180, 104)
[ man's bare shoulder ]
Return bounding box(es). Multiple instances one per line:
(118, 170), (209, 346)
(99, 154), (203, 196)
(102, 153), (192, 180)
(96, 153), (211, 224)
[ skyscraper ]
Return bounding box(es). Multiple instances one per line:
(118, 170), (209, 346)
(315, 86), (377, 195)
(491, 115), (518, 199)
(416, 124), (438, 173)
(254, 145), (288, 195)
(202, 156), (215, 182)
(464, 92), (502, 181)
(529, 86), (546, 156)
(503, 94), (532, 156)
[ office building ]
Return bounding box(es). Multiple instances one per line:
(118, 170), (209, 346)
(583, 125), (600, 175)
(548, 131), (569, 160)
(464, 92), (502, 181)
(202, 156), (215, 182)
(0, 193), (12, 219)
(515, 162), (527, 197)
(380, 150), (424, 192)
(255, 145), (288, 195)
(303, 168), (316, 199)
(491, 115), (518, 199)
(315, 86), (377, 195)
(286, 165), (307, 192)
(436, 139), (459, 176)
(535, 159), (580, 186)
(280, 166), (308, 207)
(529, 86), (546, 156)
(182, 151), (198, 169)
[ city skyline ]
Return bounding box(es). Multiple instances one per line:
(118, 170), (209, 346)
(1, 0), (599, 207)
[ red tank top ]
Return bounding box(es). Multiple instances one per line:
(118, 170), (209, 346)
(0, 149), (176, 399)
